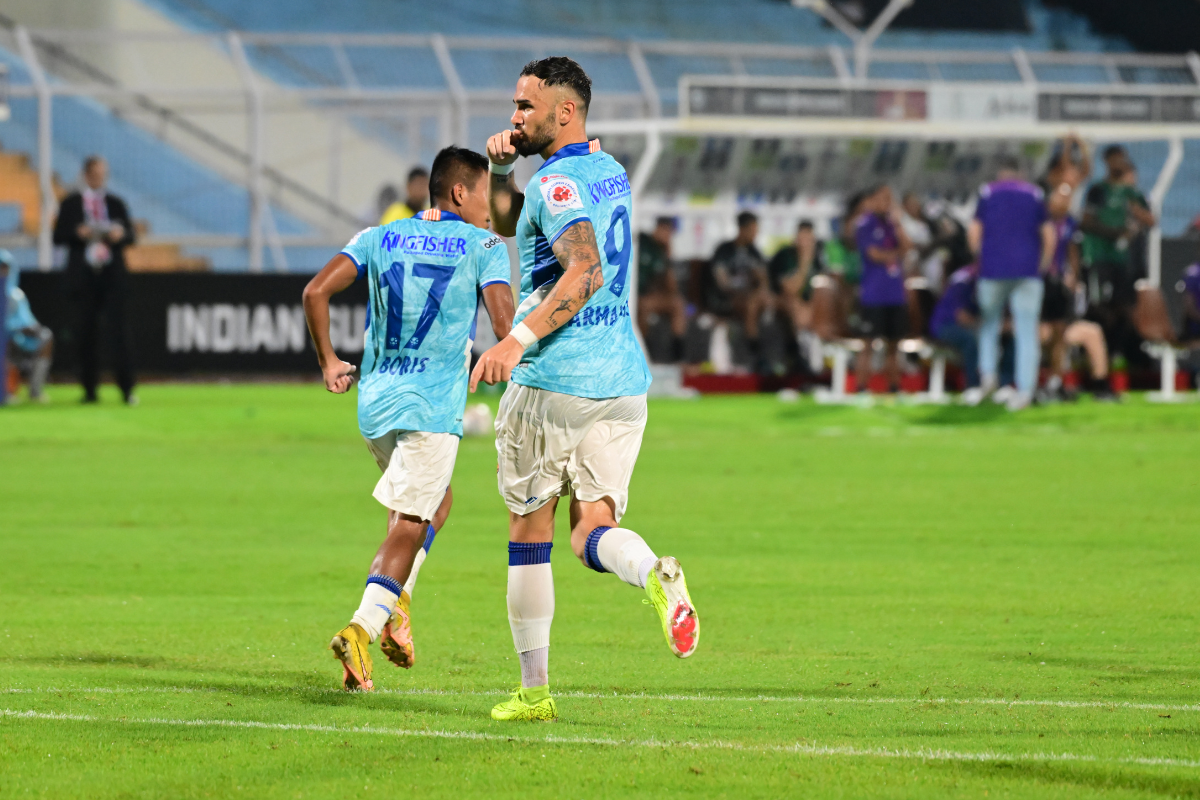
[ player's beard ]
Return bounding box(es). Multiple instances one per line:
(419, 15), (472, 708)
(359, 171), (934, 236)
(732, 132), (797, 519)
(511, 115), (556, 157)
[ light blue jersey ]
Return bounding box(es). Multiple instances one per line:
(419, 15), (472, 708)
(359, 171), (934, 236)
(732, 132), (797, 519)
(511, 140), (651, 399)
(341, 209), (511, 438)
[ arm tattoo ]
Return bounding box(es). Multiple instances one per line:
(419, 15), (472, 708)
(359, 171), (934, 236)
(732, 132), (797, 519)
(544, 222), (604, 330)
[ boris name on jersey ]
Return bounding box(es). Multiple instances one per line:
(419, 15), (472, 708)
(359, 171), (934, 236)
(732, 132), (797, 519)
(379, 230), (468, 256)
(538, 175), (585, 215)
(377, 355), (431, 376)
(588, 172), (630, 203)
(567, 301), (631, 328)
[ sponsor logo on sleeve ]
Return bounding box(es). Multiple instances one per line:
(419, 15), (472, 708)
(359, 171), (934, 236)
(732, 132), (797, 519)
(538, 175), (584, 215)
(346, 227), (370, 248)
(482, 235), (504, 250)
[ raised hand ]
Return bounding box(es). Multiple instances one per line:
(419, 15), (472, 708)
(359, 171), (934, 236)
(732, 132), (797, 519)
(487, 130), (519, 167)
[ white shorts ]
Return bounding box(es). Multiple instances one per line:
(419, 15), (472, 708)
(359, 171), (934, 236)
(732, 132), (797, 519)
(495, 384), (646, 520)
(364, 430), (458, 520)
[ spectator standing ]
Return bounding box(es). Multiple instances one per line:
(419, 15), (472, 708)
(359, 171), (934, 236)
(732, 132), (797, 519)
(768, 220), (822, 372)
(2, 250), (53, 402)
(53, 156), (137, 405)
(1080, 146), (1156, 359)
(854, 184), (912, 392)
(929, 263), (980, 389)
(379, 167), (430, 225)
(966, 156), (1056, 411)
(636, 217), (687, 361)
(705, 211), (769, 363)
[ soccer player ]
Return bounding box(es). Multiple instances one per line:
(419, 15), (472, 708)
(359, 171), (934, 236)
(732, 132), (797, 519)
(470, 57), (699, 722)
(302, 146), (515, 691)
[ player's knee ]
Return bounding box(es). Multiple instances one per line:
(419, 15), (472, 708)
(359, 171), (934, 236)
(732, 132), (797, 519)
(387, 513), (426, 546)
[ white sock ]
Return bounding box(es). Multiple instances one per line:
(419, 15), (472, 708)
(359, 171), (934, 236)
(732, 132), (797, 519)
(350, 576), (401, 641)
(507, 542), (555, 655)
(519, 646), (549, 689)
(402, 525), (437, 598)
(585, 527), (658, 589)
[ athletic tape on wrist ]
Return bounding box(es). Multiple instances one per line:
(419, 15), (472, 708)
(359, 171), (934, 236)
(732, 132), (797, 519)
(489, 160), (516, 175)
(511, 322), (538, 349)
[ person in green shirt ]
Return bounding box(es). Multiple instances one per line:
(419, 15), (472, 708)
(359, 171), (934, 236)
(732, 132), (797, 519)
(768, 221), (822, 371)
(636, 216), (687, 360)
(1081, 145), (1156, 357)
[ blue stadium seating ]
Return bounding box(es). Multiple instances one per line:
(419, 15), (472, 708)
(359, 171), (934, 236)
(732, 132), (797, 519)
(0, 45), (312, 271)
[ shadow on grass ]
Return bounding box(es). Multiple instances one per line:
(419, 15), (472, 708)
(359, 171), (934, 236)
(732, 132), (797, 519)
(6, 653), (168, 668)
(943, 759), (1200, 797)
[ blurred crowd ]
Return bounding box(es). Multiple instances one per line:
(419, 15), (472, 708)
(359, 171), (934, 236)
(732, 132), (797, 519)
(635, 138), (1200, 407)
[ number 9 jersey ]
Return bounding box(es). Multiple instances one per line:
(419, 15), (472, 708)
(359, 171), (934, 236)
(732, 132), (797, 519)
(512, 139), (652, 399)
(341, 209), (512, 439)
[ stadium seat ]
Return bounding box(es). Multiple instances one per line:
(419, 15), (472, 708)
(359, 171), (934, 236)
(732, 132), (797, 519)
(1134, 279), (1196, 402)
(810, 274), (866, 404)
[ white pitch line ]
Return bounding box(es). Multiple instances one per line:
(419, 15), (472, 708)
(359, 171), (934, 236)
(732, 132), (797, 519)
(5, 686), (1200, 713)
(3, 708), (1197, 770)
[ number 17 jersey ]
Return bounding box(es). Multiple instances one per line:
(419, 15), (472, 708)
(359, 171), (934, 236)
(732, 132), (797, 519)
(341, 209), (511, 439)
(512, 139), (651, 400)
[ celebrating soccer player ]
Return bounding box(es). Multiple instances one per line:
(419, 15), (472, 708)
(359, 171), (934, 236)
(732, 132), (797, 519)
(471, 57), (700, 722)
(303, 146), (515, 691)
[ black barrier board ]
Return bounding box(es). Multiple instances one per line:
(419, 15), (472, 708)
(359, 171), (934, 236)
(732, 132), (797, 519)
(19, 272), (369, 377)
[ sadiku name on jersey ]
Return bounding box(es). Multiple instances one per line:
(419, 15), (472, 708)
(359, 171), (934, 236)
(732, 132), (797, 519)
(538, 174), (585, 215)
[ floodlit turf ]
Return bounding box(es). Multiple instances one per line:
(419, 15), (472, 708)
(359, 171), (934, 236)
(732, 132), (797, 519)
(2, 383), (1200, 799)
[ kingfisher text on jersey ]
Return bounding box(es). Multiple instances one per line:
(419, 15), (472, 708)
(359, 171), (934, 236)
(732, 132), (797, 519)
(512, 139), (652, 399)
(340, 209), (510, 438)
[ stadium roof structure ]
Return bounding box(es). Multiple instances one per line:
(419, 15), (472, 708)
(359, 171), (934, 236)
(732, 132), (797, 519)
(4, 24), (1199, 276)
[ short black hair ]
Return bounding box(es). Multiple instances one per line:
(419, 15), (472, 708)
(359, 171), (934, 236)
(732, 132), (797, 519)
(520, 56), (592, 112)
(83, 154), (105, 172)
(428, 146), (488, 204)
(655, 216), (676, 230)
(1103, 144), (1126, 160)
(797, 220), (814, 231)
(407, 166), (429, 182)
(736, 211), (758, 228)
(995, 154), (1022, 173)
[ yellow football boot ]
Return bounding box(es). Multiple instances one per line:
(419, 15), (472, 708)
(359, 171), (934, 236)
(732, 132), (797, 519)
(490, 686), (558, 722)
(380, 589), (415, 669)
(329, 622), (374, 691)
(644, 556), (699, 658)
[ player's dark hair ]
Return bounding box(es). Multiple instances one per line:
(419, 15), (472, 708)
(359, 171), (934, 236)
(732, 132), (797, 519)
(736, 211), (758, 228)
(797, 220), (814, 231)
(520, 56), (592, 113)
(407, 166), (429, 182)
(428, 146), (488, 204)
(1103, 144), (1126, 160)
(83, 154), (105, 173)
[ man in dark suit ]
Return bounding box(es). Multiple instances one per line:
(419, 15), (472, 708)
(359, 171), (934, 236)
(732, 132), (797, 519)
(53, 155), (138, 404)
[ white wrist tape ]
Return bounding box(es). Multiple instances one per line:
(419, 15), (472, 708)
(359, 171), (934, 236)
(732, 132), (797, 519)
(489, 160), (516, 175)
(510, 322), (539, 349)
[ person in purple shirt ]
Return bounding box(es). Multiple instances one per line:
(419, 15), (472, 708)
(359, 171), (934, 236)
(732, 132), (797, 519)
(930, 264), (980, 388)
(854, 184), (912, 392)
(1181, 259), (1200, 341)
(965, 156), (1055, 411)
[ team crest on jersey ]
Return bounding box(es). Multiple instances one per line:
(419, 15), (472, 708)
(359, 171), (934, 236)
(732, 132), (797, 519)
(538, 175), (584, 215)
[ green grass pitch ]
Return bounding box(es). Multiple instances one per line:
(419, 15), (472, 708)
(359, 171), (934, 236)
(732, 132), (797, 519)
(2, 384), (1200, 798)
